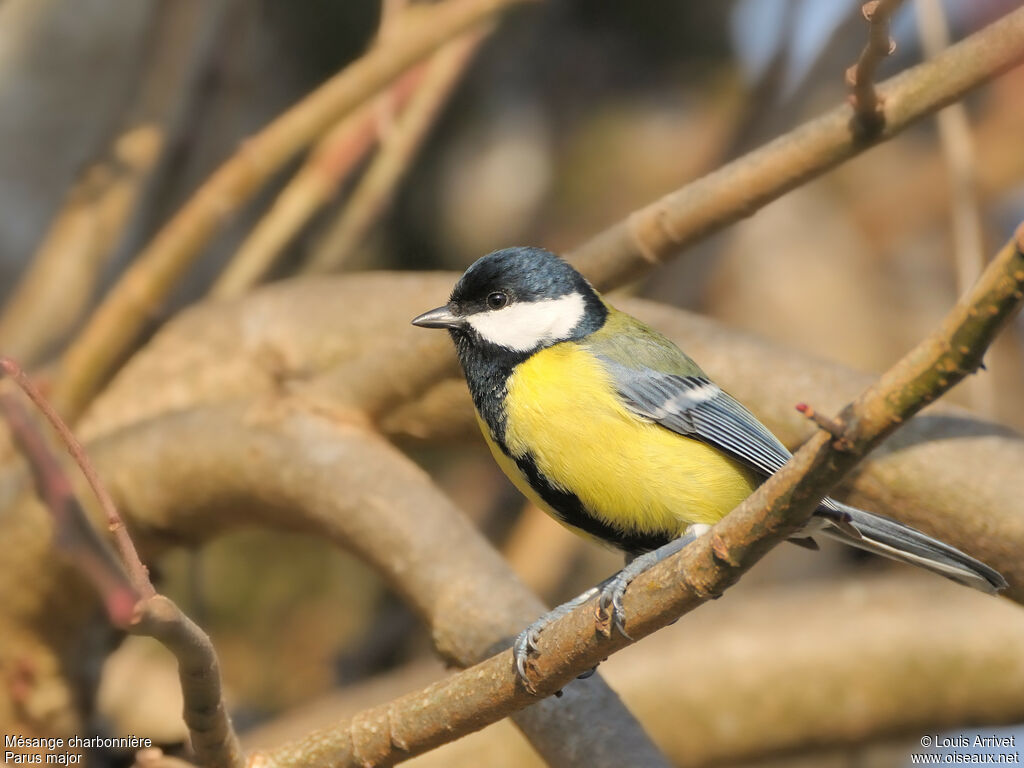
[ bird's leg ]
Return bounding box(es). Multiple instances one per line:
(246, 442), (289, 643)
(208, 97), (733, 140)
(596, 525), (706, 639)
(512, 526), (707, 691)
(513, 580), (610, 691)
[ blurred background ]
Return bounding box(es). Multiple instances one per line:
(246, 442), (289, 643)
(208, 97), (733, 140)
(1, 1), (1023, 766)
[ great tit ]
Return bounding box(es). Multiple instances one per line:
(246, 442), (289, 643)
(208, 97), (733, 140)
(412, 246), (1006, 683)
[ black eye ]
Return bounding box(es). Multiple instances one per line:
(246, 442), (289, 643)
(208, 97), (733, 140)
(486, 291), (508, 310)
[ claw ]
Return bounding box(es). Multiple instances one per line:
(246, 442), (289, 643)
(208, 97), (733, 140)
(597, 576), (634, 640)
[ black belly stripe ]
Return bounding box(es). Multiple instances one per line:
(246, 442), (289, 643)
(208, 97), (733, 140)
(511, 451), (672, 557)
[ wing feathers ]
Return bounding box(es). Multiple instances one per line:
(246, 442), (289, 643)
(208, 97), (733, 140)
(598, 358), (792, 478)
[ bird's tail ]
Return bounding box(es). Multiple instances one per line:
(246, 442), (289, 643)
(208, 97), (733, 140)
(818, 502), (1007, 594)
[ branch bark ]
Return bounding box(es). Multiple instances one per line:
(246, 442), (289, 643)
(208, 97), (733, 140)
(51, 0), (535, 421)
(568, 4), (1024, 290)
(242, 576), (1024, 768)
(845, 0), (904, 138)
(1, 360), (243, 768)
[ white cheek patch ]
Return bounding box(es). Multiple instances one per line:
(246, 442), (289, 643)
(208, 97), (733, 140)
(466, 292), (587, 352)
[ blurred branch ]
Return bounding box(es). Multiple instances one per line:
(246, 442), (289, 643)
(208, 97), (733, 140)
(305, 31), (484, 274)
(78, 405), (669, 768)
(569, 4), (1024, 290)
(0, 356), (152, 596)
(208, 0), (452, 299)
(51, 0), (535, 421)
(845, 0), (904, 138)
(0, 392), (138, 628)
(208, 73), (408, 299)
(0, 359), (242, 768)
(915, 0), (994, 414)
(0, 127), (161, 366)
(254, 227), (1023, 766)
(0, 1), (235, 367)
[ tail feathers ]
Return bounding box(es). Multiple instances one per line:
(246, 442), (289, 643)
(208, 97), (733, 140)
(818, 502), (1007, 594)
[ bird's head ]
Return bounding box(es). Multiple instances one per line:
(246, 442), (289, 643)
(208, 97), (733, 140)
(412, 247), (607, 355)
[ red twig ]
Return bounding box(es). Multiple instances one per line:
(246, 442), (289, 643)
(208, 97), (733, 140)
(0, 392), (139, 627)
(1, 356), (154, 597)
(795, 402), (853, 450)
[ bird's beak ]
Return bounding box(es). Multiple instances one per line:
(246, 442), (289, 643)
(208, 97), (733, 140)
(411, 305), (464, 330)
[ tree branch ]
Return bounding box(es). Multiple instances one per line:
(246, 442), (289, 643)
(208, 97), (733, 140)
(845, 0), (905, 138)
(568, 5), (1024, 290)
(304, 31), (485, 273)
(242, 576), (1024, 768)
(51, 0), (535, 421)
(73, 404), (669, 768)
(0, 359), (243, 768)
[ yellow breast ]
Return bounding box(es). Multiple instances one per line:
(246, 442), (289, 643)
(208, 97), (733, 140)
(489, 343), (760, 542)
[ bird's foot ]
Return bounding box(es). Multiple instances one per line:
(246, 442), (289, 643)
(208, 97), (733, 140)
(512, 527), (703, 691)
(513, 586), (600, 693)
(596, 527), (703, 639)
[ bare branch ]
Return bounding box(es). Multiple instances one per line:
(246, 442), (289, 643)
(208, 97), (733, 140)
(243, 577), (1024, 768)
(51, 0), (537, 422)
(1, 356), (153, 598)
(915, 0), (994, 414)
(305, 31), (485, 273)
(0, 128), (162, 366)
(0, 393), (138, 627)
(568, 5), (1024, 290)
(132, 596), (244, 768)
(845, 0), (905, 138)
(0, 359), (242, 768)
(78, 406), (670, 768)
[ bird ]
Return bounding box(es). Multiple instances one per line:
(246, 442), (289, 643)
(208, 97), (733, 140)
(411, 246), (1007, 686)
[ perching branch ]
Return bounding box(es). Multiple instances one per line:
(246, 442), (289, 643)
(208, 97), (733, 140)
(0, 359), (243, 768)
(51, 0), (535, 421)
(252, 226), (1023, 764)
(568, 4), (1024, 290)
(242, 576), (1024, 768)
(845, 0), (904, 138)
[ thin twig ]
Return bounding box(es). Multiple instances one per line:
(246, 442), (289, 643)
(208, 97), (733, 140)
(569, 4), (1024, 291)
(915, 0), (995, 415)
(210, 68), (423, 298)
(0, 393), (139, 627)
(256, 226), (1024, 765)
(133, 596), (244, 768)
(51, 0), (535, 421)
(0, 358), (244, 768)
(1, 356), (154, 597)
(305, 30), (485, 273)
(846, 0), (906, 138)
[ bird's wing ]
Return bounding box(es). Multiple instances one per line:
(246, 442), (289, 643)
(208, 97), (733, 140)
(586, 309), (793, 478)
